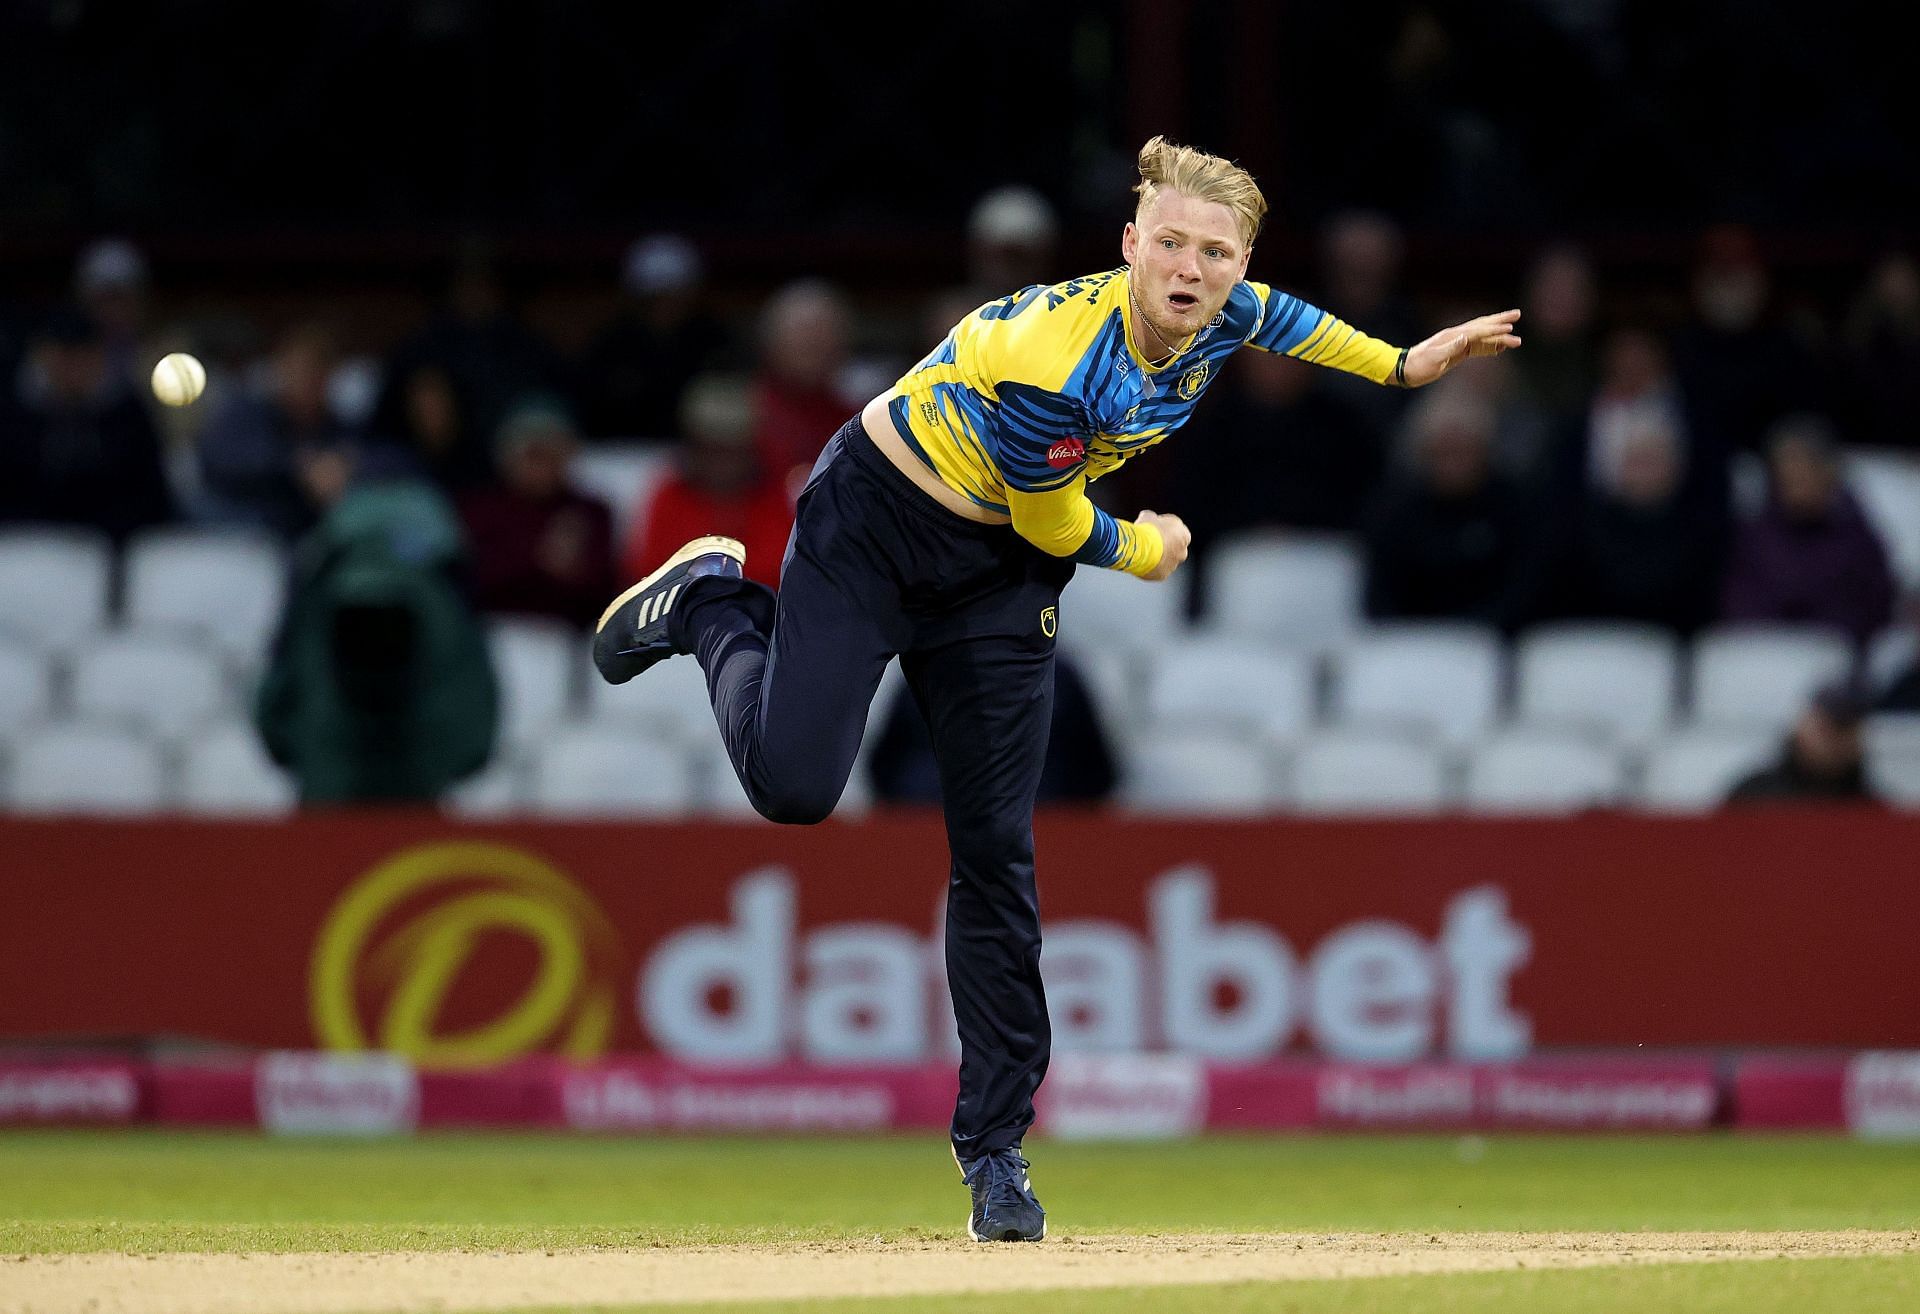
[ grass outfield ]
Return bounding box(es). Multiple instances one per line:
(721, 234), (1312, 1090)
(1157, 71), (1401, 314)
(3, 1131), (1917, 1311)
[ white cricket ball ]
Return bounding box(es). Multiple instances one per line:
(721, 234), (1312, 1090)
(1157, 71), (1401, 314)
(151, 352), (207, 407)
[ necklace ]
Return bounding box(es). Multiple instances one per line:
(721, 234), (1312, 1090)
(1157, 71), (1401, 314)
(1128, 278), (1183, 366)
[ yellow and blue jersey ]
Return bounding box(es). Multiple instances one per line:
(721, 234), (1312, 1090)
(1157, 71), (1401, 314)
(886, 267), (1402, 576)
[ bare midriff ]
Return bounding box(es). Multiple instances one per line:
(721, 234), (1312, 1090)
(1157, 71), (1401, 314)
(859, 394), (1011, 526)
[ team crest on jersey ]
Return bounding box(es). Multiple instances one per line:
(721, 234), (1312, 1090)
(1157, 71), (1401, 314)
(1046, 437), (1086, 469)
(1040, 606), (1057, 638)
(1177, 361), (1211, 400)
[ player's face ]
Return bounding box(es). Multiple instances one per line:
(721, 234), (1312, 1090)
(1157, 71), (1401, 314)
(1122, 191), (1251, 346)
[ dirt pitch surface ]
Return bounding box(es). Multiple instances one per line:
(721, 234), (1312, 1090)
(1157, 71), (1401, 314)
(6, 1231), (1916, 1312)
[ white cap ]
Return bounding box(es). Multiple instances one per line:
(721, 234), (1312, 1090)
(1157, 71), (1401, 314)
(968, 187), (1058, 247)
(622, 234), (702, 296)
(75, 238), (148, 294)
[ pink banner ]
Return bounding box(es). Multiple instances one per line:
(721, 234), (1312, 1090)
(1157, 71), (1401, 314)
(77, 1052), (1733, 1135)
(0, 1057), (143, 1125)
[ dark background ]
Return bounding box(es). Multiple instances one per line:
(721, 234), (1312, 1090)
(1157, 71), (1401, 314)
(3, 0), (1913, 335)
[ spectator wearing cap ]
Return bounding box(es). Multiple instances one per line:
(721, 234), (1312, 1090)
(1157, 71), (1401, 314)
(576, 234), (736, 441)
(73, 237), (151, 392)
(457, 398), (617, 630)
(1725, 682), (1879, 805)
(195, 322), (361, 540)
(627, 375), (793, 591)
(750, 281), (865, 495)
(1720, 415), (1896, 646)
(0, 307), (172, 542)
(966, 186), (1060, 296)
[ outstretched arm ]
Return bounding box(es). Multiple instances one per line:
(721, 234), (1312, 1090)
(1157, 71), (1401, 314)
(1400, 309), (1524, 387)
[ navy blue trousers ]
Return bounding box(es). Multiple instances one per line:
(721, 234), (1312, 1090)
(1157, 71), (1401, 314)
(668, 416), (1072, 1156)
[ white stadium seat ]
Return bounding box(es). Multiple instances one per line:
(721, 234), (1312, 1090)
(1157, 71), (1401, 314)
(68, 632), (231, 739)
(1864, 713), (1920, 807)
(445, 754), (531, 818)
(1845, 450), (1920, 590)
(1059, 566), (1188, 656)
(1689, 624), (1852, 731)
(1514, 623), (1680, 746)
(1463, 731), (1626, 814)
(0, 638), (55, 736)
(1119, 728), (1275, 816)
(123, 527), (287, 662)
(582, 647), (718, 743)
(1287, 729), (1450, 816)
(178, 721), (296, 816)
(7, 723), (169, 815)
(570, 443), (676, 557)
(1141, 638), (1316, 744)
(1330, 622), (1504, 746)
(1633, 729), (1777, 813)
(488, 617), (579, 748)
(528, 725), (698, 816)
(1206, 531), (1362, 652)
(0, 527), (113, 649)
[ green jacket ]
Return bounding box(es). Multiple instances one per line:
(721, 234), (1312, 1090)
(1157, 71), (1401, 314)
(255, 479), (500, 804)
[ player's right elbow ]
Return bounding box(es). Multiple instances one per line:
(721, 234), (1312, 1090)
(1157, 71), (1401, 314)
(1009, 513), (1086, 559)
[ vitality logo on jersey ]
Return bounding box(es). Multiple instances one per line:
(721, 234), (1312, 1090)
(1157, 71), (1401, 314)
(1046, 437), (1086, 469)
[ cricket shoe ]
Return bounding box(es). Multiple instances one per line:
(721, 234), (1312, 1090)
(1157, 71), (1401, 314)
(592, 535), (744, 685)
(959, 1147), (1045, 1242)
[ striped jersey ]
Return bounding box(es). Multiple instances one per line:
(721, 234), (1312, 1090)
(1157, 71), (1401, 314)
(886, 267), (1401, 576)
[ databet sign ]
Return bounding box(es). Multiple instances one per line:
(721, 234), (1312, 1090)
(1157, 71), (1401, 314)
(636, 868), (1531, 1064)
(2, 812), (1916, 1062)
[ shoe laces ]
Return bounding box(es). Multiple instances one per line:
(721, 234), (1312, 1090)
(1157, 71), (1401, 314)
(964, 1150), (1032, 1211)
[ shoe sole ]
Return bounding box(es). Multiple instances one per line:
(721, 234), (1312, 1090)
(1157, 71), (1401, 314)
(594, 535), (746, 635)
(966, 1218), (1046, 1242)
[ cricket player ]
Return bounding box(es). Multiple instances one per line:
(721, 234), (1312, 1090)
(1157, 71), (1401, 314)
(594, 137), (1520, 1241)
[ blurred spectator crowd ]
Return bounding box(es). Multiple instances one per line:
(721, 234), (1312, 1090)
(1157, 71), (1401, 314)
(3, 198), (1920, 818)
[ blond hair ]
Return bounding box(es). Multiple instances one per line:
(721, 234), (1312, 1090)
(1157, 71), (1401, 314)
(1133, 135), (1268, 247)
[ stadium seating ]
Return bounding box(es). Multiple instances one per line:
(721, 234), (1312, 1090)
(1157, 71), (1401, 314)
(569, 443), (676, 557)
(488, 617), (581, 748)
(67, 631), (231, 740)
(6, 722), (169, 814)
(1513, 623), (1680, 747)
(0, 637), (54, 737)
(1864, 713), (1920, 806)
(1205, 531), (1362, 652)
(1463, 730), (1626, 814)
(177, 721), (296, 816)
(1688, 624), (1853, 731)
(1633, 728), (1778, 812)
(1287, 729), (1450, 815)
(1845, 449), (1920, 590)
(1141, 637), (1316, 744)
(1059, 566), (1189, 657)
(0, 526), (113, 650)
(528, 725), (699, 816)
(1329, 622), (1504, 746)
(581, 645), (719, 743)
(122, 527), (287, 662)
(1118, 728), (1276, 815)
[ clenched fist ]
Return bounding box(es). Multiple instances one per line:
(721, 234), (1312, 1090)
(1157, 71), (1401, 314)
(1135, 509), (1191, 581)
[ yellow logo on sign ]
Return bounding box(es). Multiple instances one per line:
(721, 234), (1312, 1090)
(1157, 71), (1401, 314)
(310, 841), (619, 1068)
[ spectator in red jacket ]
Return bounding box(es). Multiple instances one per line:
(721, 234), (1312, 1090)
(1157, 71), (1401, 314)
(750, 281), (862, 497)
(627, 375), (794, 590)
(458, 398), (617, 630)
